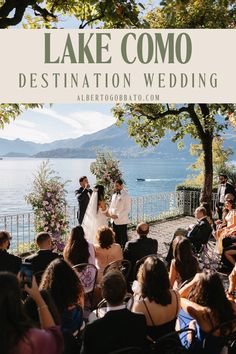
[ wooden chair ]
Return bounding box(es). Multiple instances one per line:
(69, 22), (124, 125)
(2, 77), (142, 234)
(73, 263), (98, 316)
(203, 318), (236, 354)
(103, 259), (132, 280)
(133, 254), (158, 281)
(94, 292), (134, 319)
(153, 327), (195, 353)
(73, 263), (98, 294)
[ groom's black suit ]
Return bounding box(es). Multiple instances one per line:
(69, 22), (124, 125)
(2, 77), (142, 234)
(75, 187), (92, 224)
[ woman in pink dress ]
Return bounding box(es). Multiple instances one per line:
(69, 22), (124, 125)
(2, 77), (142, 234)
(95, 226), (123, 283)
(0, 272), (63, 354)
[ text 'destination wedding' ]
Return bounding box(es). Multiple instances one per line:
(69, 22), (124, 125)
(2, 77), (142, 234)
(0, 29), (236, 102)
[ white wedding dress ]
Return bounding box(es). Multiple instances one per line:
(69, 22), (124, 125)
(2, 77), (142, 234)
(82, 190), (108, 244)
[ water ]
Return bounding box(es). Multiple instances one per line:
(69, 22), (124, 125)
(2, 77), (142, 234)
(0, 157), (193, 215)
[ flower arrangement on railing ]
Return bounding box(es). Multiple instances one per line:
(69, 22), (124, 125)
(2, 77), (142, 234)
(25, 161), (69, 252)
(90, 151), (123, 200)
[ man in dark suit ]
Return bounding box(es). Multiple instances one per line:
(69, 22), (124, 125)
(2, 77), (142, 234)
(0, 230), (22, 274)
(25, 232), (60, 276)
(75, 176), (92, 225)
(124, 222), (158, 281)
(81, 270), (148, 354)
(166, 207), (212, 265)
(215, 174), (236, 219)
(187, 206), (212, 253)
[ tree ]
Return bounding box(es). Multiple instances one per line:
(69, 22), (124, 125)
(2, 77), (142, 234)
(113, 0), (236, 204)
(147, 0), (236, 29)
(186, 137), (233, 187)
(0, 104), (42, 129)
(0, 0), (145, 29)
(0, 0), (145, 127)
(114, 103), (236, 203)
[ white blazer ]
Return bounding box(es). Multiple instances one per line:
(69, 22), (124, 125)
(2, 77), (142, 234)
(109, 189), (131, 225)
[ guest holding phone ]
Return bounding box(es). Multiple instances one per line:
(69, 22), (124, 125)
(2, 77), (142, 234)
(0, 271), (63, 354)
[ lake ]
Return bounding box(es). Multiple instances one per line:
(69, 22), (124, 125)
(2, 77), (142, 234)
(0, 157), (195, 215)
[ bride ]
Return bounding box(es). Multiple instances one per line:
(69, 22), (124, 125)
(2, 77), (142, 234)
(82, 184), (110, 244)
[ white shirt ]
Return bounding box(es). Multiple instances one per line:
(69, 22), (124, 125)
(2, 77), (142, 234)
(220, 184), (226, 203)
(107, 304), (126, 312)
(109, 189), (131, 225)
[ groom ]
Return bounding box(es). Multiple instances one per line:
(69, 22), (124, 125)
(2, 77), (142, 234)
(109, 179), (131, 249)
(75, 176), (93, 225)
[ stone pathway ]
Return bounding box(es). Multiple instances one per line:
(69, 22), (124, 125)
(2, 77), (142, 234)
(128, 216), (195, 256)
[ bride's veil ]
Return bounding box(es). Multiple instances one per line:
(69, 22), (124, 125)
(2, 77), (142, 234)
(82, 189), (99, 244)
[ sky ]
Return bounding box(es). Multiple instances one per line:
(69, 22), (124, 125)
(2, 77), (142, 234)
(1, 1), (161, 143)
(1, 104), (116, 143)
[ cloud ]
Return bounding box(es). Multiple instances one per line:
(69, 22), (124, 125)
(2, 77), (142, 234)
(32, 106), (116, 136)
(32, 107), (84, 131)
(16, 120), (37, 128)
(1, 122), (50, 142)
(1, 105), (115, 143)
(70, 110), (116, 135)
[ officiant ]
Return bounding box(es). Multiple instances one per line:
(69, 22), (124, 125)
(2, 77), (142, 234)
(109, 179), (131, 249)
(75, 176), (92, 225)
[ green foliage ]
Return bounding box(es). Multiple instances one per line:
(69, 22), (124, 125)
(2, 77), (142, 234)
(0, 104), (42, 129)
(113, 103), (235, 148)
(176, 184), (201, 192)
(25, 160), (69, 251)
(90, 151), (123, 200)
(147, 0), (236, 28)
(0, 0), (147, 29)
(186, 137), (233, 186)
(176, 183), (217, 192)
(214, 163), (236, 188)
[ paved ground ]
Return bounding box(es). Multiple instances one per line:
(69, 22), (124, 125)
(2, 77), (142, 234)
(128, 216), (195, 256)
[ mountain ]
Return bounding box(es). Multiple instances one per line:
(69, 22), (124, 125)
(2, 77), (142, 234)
(3, 152), (31, 157)
(0, 123), (235, 159)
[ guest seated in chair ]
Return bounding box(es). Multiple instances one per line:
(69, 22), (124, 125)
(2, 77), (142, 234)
(215, 199), (236, 254)
(187, 206), (212, 253)
(132, 256), (181, 342)
(179, 271), (236, 354)
(169, 236), (199, 289)
(63, 226), (95, 267)
(95, 226), (123, 283)
(0, 230), (22, 274)
(39, 259), (85, 336)
(0, 272), (63, 354)
(25, 232), (61, 276)
(81, 270), (148, 354)
(124, 222), (158, 281)
(166, 207), (212, 266)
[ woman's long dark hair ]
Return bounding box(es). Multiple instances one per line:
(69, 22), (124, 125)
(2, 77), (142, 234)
(173, 236), (198, 282)
(40, 259), (83, 316)
(138, 256), (171, 306)
(63, 226), (90, 265)
(0, 272), (32, 354)
(189, 271), (235, 334)
(95, 184), (105, 211)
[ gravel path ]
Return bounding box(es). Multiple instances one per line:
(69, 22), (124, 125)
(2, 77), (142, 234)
(128, 216), (195, 256)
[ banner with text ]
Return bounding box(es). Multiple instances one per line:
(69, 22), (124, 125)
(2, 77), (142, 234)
(0, 29), (235, 103)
